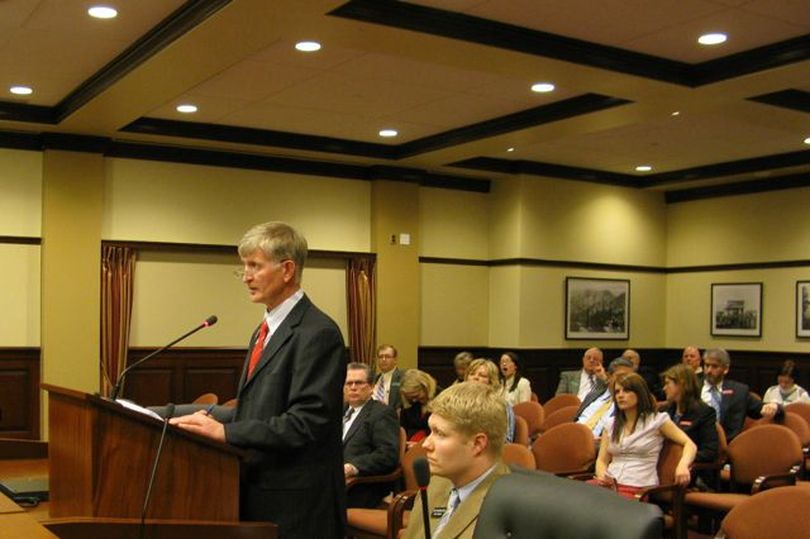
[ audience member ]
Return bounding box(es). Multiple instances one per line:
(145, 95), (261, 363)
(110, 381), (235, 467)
(682, 346), (704, 383)
(622, 348), (660, 397)
(661, 363), (718, 465)
(557, 348), (603, 400)
(372, 344), (402, 409)
(574, 357), (635, 439)
(452, 351), (474, 385)
(701, 348), (779, 441)
(593, 373), (696, 499)
(400, 369), (438, 442)
(499, 351), (532, 405)
(342, 362), (400, 508)
(402, 382), (509, 539)
(466, 358), (516, 443)
(763, 360), (810, 405)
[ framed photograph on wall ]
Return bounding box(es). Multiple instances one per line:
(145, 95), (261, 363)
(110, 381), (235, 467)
(710, 282), (762, 337)
(797, 281), (810, 338)
(565, 277), (630, 340)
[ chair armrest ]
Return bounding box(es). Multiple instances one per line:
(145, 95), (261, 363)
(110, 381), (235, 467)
(567, 473), (595, 481)
(346, 466), (402, 489)
(387, 489), (418, 539)
(553, 467), (594, 478)
(751, 467), (799, 494)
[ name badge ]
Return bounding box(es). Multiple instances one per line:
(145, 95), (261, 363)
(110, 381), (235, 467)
(679, 420), (693, 427)
(431, 507), (447, 518)
(722, 389), (734, 395)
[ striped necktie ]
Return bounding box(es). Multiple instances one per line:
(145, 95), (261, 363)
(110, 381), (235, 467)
(709, 385), (722, 419)
(434, 488), (460, 537)
(373, 375), (386, 403)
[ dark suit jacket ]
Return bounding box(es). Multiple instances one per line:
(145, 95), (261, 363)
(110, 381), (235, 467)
(374, 368), (402, 409)
(664, 401), (718, 463)
(343, 399), (399, 507)
(573, 380), (608, 420)
(556, 369), (583, 396)
(717, 378), (764, 441)
(223, 294), (347, 538)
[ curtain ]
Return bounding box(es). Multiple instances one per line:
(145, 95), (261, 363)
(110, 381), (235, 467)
(346, 255), (376, 367)
(100, 245), (136, 397)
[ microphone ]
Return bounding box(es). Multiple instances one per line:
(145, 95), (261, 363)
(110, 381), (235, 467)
(413, 457), (431, 539)
(110, 316), (218, 400)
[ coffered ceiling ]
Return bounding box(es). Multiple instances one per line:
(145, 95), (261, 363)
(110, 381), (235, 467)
(0, 0), (808, 198)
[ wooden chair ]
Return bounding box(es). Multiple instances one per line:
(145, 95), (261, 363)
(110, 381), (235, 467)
(221, 398), (238, 408)
(191, 392), (218, 405)
(693, 422), (728, 490)
(684, 425), (803, 534)
(633, 441), (688, 539)
(530, 422), (594, 476)
(754, 411), (810, 478)
(512, 415), (529, 446)
(542, 394), (580, 416)
(538, 405), (578, 434)
(512, 401), (544, 441)
(346, 428), (407, 507)
(718, 485), (810, 539)
(503, 442), (536, 470)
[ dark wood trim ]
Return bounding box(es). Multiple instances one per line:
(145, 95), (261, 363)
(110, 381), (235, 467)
(0, 236), (41, 245)
(330, 1), (809, 87)
(666, 172), (810, 203)
(418, 346), (810, 403)
(0, 102), (54, 124)
(420, 256), (810, 274)
(0, 348), (40, 439)
(748, 89), (810, 114)
(449, 157), (639, 187)
(102, 239), (375, 261)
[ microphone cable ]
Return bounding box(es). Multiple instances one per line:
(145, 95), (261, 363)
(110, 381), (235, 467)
(140, 403), (175, 539)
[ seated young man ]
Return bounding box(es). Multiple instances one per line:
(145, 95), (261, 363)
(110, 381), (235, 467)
(403, 382), (508, 539)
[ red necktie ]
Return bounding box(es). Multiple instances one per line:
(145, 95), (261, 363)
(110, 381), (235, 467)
(247, 321), (269, 378)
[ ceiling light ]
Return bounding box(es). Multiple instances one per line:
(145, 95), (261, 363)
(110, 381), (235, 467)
(379, 129), (398, 138)
(698, 33), (727, 45)
(176, 104), (198, 114)
(804, 136), (810, 145)
(671, 111), (680, 116)
(88, 6), (118, 19)
(295, 41), (321, 52)
(635, 165), (653, 172)
(9, 85), (33, 96)
(507, 147), (515, 152)
(531, 82), (555, 93)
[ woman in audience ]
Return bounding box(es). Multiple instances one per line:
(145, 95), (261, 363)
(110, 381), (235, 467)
(594, 373), (696, 499)
(763, 360), (810, 405)
(451, 351), (474, 386)
(466, 358), (516, 442)
(661, 363), (719, 465)
(499, 351), (532, 405)
(399, 369), (438, 442)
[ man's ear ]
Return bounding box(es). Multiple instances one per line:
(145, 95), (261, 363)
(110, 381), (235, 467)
(470, 432), (489, 456)
(281, 259), (297, 283)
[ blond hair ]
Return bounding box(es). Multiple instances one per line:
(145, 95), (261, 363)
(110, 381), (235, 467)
(428, 382), (506, 456)
(465, 358), (500, 391)
(399, 369), (437, 409)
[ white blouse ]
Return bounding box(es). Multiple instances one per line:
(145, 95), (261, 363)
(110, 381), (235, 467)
(502, 376), (532, 406)
(604, 412), (669, 488)
(763, 384), (810, 405)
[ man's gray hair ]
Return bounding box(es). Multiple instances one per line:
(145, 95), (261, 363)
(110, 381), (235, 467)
(347, 362), (372, 383)
(704, 348), (730, 368)
(238, 222), (307, 283)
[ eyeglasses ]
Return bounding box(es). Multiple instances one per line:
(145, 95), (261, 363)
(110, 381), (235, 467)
(233, 258), (290, 279)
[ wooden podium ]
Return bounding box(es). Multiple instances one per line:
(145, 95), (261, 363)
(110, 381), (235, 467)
(42, 384), (244, 522)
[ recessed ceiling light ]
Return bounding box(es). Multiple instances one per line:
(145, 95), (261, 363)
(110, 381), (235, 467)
(88, 5), (118, 19)
(9, 85), (33, 96)
(379, 129), (398, 138)
(698, 33), (727, 46)
(295, 41), (321, 52)
(804, 136), (810, 145)
(506, 147), (515, 152)
(671, 111), (680, 116)
(531, 82), (555, 93)
(176, 104), (198, 114)
(635, 165), (653, 172)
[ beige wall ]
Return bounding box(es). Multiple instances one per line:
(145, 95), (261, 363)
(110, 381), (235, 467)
(0, 149), (42, 236)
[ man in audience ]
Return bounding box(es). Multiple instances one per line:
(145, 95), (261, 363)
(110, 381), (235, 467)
(343, 362), (400, 508)
(574, 357), (635, 439)
(623, 348), (660, 397)
(683, 345), (704, 383)
(403, 382), (509, 539)
(556, 347), (603, 400)
(701, 348), (779, 441)
(373, 344), (402, 409)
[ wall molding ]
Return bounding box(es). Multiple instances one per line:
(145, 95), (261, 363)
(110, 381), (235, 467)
(102, 239), (375, 261)
(0, 347), (40, 439)
(0, 236), (40, 245)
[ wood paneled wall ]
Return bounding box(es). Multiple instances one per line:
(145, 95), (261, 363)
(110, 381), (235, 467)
(0, 348), (40, 439)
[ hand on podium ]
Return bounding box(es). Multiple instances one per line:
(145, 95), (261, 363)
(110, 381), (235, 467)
(170, 409), (226, 442)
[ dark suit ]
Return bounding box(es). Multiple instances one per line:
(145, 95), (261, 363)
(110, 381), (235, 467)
(343, 399), (400, 508)
(556, 369), (583, 396)
(714, 379), (764, 441)
(664, 401), (718, 463)
(223, 294), (347, 538)
(573, 380), (608, 420)
(374, 367), (402, 409)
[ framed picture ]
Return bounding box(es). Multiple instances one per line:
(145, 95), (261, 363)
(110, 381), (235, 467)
(710, 283), (762, 337)
(797, 281), (810, 338)
(565, 277), (630, 340)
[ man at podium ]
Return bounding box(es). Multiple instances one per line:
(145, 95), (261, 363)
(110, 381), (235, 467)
(170, 222), (347, 538)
